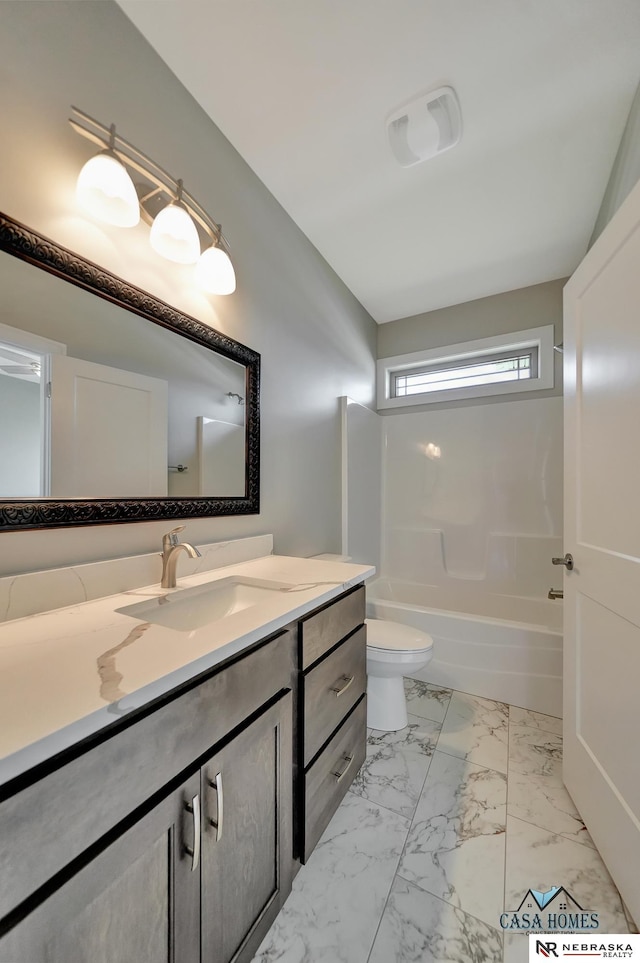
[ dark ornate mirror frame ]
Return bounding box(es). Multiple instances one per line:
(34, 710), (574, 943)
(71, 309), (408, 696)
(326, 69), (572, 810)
(0, 212), (260, 531)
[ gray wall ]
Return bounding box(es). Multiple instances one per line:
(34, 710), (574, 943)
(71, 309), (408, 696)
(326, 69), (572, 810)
(591, 80), (640, 245)
(0, 1), (376, 576)
(376, 278), (566, 413)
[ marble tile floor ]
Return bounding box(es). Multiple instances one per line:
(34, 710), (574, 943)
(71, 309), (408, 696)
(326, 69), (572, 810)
(253, 681), (632, 963)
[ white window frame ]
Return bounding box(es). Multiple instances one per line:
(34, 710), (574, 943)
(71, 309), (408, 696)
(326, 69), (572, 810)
(376, 324), (555, 409)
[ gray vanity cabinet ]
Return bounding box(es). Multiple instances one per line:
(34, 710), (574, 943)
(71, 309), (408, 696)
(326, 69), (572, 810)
(0, 582), (369, 961)
(201, 694), (292, 963)
(297, 585), (368, 862)
(0, 630), (295, 963)
(0, 693), (292, 963)
(0, 771), (202, 963)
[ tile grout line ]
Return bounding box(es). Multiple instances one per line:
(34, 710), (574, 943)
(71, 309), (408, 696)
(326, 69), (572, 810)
(503, 704), (512, 963)
(511, 723), (563, 738)
(362, 769), (417, 963)
(506, 811), (599, 852)
(363, 867), (398, 963)
(366, 682), (455, 963)
(344, 786), (412, 826)
(432, 744), (508, 775)
(392, 871), (507, 939)
(366, 687), (512, 960)
(504, 810), (592, 848)
(385, 684), (455, 899)
(354, 714), (442, 821)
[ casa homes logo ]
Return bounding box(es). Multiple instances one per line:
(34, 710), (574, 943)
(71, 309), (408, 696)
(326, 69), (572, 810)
(529, 934), (640, 960)
(501, 885), (599, 932)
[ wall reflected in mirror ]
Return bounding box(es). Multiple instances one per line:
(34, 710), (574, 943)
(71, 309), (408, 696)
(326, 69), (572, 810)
(0, 251), (246, 499)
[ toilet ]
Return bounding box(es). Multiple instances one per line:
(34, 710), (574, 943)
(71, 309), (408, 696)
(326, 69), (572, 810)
(310, 555), (434, 732)
(365, 618), (434, 731)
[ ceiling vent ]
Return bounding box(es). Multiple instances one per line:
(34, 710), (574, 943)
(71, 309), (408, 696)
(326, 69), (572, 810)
(387, 86), (462, 167)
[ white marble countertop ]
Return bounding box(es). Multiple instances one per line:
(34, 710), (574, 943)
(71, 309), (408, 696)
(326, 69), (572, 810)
(0, 554), (374, 788)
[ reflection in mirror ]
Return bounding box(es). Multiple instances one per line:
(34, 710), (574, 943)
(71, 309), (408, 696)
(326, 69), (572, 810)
(0, 211), (259, 530)
(0, 249), (246, 499)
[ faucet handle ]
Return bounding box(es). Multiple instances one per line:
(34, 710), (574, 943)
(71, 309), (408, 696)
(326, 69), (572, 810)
(163, 525), (185, 550)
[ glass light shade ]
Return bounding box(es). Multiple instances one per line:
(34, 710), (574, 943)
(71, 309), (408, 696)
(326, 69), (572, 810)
(196, 245), (237, 295)
(76, 152), (140, 228)
(149, 202), (201, 264)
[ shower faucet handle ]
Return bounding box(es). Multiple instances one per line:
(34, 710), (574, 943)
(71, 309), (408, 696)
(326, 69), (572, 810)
(551, 553), (573, 570)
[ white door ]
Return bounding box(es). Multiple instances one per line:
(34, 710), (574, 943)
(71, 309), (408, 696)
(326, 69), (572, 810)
(197, 416), (245, 496)
(49, 355), (168, 497)
(563, 177), (640, 922)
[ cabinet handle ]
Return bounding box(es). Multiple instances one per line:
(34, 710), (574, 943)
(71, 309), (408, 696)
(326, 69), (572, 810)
(331, 753), (355, 782)
(330, 674), (355, 697)
(208, 772), (224, 842)
(184, 794), (201, 872)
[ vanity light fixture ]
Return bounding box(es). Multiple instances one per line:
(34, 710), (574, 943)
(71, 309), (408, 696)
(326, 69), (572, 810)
(149, 180), (201, 265)
(196, 243), (236, 295)
(70, 106), (236, 293)
(75, 124), (140, 228)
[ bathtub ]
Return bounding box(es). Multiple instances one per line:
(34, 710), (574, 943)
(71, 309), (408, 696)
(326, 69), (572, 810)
(366, 577), (562, 717)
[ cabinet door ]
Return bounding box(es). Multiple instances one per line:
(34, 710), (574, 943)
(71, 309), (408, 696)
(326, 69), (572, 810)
(0, 772), (201, 963)
(201, 692), (293, 963)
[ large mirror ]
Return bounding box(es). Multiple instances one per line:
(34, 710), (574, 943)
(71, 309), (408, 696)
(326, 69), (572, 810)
(0, 212), (259, 531)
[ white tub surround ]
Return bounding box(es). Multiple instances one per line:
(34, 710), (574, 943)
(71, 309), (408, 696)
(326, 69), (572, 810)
(367, 577), (562, 717)
(0, 551), (374, 787)
(382, 397), (563, 600)
(340, 398), (382, 571)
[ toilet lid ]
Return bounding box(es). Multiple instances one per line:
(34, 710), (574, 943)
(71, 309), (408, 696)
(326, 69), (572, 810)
(365, 618), (433, 653)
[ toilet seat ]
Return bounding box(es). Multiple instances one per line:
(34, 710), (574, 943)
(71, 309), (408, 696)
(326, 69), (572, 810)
(365, 618), (433, 655)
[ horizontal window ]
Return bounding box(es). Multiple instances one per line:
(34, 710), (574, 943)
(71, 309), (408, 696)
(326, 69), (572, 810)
(391, 347), (538, 398)
(377, 325), (555, 409)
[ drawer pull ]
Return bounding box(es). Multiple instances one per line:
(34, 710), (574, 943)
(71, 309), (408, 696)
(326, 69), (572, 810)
(207, 772), (224, 841)
(332, 753), (355, 782)
(331, 674), (355, 697)
(184, 794), (201, 871)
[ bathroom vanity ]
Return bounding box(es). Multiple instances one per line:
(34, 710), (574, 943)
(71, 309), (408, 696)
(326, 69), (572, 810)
(297, 585), (367, 861)
(0, 551), (371, 963)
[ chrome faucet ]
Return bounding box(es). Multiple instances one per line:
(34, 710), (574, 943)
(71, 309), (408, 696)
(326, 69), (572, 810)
(160, 526), (202, 589)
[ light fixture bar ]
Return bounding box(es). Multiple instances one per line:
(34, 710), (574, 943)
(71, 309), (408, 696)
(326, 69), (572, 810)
(69, 106), (229, 252)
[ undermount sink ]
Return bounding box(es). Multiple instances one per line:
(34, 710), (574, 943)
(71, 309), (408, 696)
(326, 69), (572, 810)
(116, 576), (298, 632)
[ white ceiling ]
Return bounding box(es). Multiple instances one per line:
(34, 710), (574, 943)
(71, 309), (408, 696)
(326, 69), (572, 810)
(118, 1), (640, 323)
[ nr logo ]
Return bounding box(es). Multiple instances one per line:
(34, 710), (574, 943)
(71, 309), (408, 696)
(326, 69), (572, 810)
(535, 941), (559, 958)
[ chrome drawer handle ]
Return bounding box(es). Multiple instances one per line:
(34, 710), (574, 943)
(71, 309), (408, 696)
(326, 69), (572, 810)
(331, 674), (355, 697)
(207, 772), (224, 842)
(332, 753), (355, 782)
(184, 794), (201, 871)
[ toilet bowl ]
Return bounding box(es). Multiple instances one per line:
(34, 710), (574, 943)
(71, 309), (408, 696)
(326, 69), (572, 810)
(309, 556), (434, 731)
(365, 618), (434, 731)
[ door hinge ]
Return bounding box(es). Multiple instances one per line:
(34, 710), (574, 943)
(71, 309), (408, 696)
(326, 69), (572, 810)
(46, 381), (52, 398)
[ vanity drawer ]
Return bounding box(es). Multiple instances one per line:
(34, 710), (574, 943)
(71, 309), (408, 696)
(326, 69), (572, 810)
(0, 628), (295, 922)
(303, 697), (366, 862)
(303, 626), (366, 766)
(300, 585), (365, 670)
